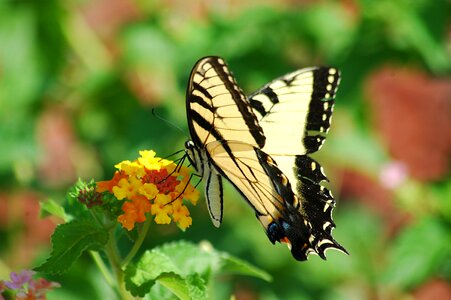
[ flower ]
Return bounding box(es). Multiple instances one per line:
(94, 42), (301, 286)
(379, 161), (408, 189)
(1, 270), (59, 300)
(118, 196), (152, 230)
(171, 199), (192, 230)
(151, 194), (173, 224)
(96, 150), (199, 231)
(4, 270), (34, 290)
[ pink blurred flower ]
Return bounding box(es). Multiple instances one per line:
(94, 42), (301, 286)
(379, 161), (408, 189)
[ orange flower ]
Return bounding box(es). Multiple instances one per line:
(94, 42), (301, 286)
(118, 196), (152, 230)
(96, 171), (125, 193)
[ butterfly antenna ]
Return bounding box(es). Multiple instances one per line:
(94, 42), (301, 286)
(152, 108), (184, 134)
(156, 151), (190, 184)
(164, 173), (199, 205)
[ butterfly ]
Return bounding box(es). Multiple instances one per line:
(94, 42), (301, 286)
(184, 56), (347, 260)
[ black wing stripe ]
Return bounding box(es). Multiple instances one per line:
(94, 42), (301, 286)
(187, 57), (265, 148)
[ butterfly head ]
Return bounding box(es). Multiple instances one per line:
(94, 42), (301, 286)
(184, 140), (201, 173)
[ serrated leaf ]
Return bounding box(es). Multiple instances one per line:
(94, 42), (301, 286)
(40, 199), (71, 222)
(156, 274), (190, 300)
(382, 218), (451, 289)
(157, 241), (219, 277)
(125, 249), (181, 297)
(35, 219), (108, 274)
(125, 241), (270, 298)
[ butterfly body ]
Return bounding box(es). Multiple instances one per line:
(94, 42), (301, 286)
(185, 56), (347, 261)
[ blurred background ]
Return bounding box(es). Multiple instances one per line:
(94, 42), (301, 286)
(1, 0), (450, 299)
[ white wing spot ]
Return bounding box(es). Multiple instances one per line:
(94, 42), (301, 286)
(326, 84), (333, 91)
(324, 102), (329, 110)
(322, 114), (327, 121)
(329, 68), (337, 75)
(217, 58), (225, 65)
(328, 75), (335, 84)
(311, 162), (316, 170)
(323, 221), (331, 231)
(317, 239), (333, 247)
(323, 200), (334, 212)
(308, 235), (315, 243)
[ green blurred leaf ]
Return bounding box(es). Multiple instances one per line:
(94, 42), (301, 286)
(382, 218), (451, 289)
(218, 252), (272, 282)
(301, 3), (356, 60)
(40, 198), (71, 222)
(35, 219), (108, 274)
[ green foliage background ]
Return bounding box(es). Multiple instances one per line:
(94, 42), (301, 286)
(1, 0), (450, 299)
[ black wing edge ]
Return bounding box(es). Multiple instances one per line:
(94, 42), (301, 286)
(256, 149), (348, 261)
(304, 67), (340, 154)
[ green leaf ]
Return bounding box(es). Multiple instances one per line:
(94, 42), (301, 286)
(218, 252), (272, 282)
(40, 199), (71, 222)
(125, 241), (270, 298)
(158, 273), (207, 300)
(382, 218), (451, 289)
(125, 249), (181, 297)
(35, 219), (108, 274)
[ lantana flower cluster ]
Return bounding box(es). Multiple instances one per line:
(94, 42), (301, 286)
(96, 150), (199, 231)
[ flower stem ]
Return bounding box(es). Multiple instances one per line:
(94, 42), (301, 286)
(90, 251), (114, 287)
(122, 215), (152, 268)
(105, 229), (132, 300)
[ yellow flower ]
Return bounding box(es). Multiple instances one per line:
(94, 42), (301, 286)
(151, 194), (173, 224)
(138, 150), (173, 171)
(139, 183), (158, 199)
(112, 176), (142, 200)
(115, 160), (146, 178)
(171, 200), (192, 230)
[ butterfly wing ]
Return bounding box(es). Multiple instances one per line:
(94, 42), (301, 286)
(249, 67), (339, 155)
(249, 66), (346, 259)
(186, 56), (265, 148)
(186, 56), (265, 227)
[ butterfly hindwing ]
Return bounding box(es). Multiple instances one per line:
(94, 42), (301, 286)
(249, 67), (339, 155)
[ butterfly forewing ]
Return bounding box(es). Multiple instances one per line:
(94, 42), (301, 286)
(187, 57), (265, 148)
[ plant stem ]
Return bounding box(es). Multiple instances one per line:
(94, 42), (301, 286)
(105, 229), (132, 300)
(122, 215), (152, 268)
(90, 251), (114, 287)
